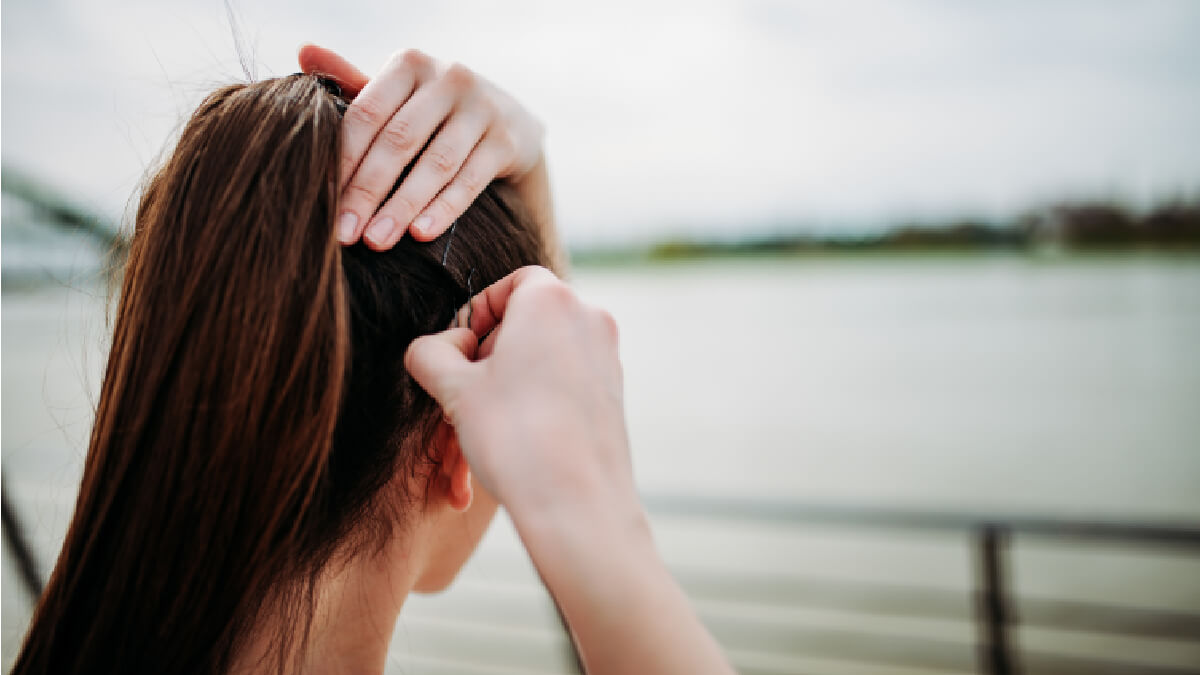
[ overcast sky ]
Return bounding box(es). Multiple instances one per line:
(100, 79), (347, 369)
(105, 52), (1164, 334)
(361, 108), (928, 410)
(3, 0), (1199, 245)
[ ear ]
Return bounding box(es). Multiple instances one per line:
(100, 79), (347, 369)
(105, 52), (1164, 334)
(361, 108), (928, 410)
(433, 420), (474, 512)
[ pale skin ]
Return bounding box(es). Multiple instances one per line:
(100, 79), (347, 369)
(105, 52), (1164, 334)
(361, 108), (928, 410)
(297, 44), (566, 272)
(258, 45), (734, 675)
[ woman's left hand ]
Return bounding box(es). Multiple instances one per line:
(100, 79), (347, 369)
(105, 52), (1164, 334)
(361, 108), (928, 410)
(299, 44), (545, 250)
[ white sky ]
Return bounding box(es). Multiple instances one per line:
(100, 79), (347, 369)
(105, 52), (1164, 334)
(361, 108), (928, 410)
(3, 0), (1199, 246)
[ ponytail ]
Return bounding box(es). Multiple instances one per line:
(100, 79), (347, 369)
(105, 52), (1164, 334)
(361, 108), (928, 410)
(14, 75), (348, 675)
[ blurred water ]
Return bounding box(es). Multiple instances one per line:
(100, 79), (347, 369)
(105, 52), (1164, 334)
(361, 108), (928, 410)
(580, 254), (1200, 519)
(4, 253), (1199, 672)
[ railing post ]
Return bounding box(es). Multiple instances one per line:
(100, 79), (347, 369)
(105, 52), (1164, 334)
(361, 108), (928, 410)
(2, 480), (44, 602)
(975, 525), (1017, 675)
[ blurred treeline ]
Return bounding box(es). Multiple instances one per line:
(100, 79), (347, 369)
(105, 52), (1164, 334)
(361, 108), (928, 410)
(3, 167), (1198, 267)
(629, 198), (1200, 262)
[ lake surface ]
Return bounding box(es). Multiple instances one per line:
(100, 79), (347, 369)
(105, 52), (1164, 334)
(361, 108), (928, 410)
(4, 253), (1199, 672)
(580, 254), (1200, 517)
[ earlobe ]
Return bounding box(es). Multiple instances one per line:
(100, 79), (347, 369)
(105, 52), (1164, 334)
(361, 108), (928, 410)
(437, 422), (474, 512)
(448, 458), (474, 512)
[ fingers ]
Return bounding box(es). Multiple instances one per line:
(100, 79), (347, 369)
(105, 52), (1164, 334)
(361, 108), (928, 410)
(443, 265), (557, 364)
(364, 106), (491, 247)
(308, 47), (543, 252)
(343, 62), (474, 250)
(298, 44), (370, 97)
(463, 266), (560, 338)
(406, 132), (510, 243)
(338, 50), (434, 187)
(404, 327), (479, 414)
(334, 50), (436, 244)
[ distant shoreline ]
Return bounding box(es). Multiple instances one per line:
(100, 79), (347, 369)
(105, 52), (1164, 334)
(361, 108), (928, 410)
(572, 199), (1200, 266)
(570, 243), (1200, 268)
(6, 165), (1198, 273)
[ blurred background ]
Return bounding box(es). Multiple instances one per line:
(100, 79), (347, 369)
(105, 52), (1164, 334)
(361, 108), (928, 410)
(3, 1), (1199, 673)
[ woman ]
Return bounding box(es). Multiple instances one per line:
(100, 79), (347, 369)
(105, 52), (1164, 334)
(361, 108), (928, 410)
(13, 45), (732, 675)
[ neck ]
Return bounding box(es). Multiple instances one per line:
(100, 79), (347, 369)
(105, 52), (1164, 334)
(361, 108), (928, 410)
(233, 537), (420, 675)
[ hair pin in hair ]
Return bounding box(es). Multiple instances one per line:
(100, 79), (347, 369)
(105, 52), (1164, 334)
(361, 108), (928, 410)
(440, 220), (459, 266)
(439, 219), (478, 331)
(449, 268), (477, 332)
(464, 268), (476, 328)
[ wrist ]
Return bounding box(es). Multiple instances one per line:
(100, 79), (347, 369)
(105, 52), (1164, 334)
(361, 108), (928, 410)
(511, 495), (731, 674)
(509, 483), (659, 587)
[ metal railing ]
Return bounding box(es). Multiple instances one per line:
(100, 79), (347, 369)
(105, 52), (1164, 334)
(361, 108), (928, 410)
(640, 495), (1200, 675)
(1, 480), (44, 601)
(5, 489), (1199, 673)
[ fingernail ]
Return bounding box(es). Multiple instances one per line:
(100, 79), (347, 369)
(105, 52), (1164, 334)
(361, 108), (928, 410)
(365, 216), (395, 247)
(413, 214), (433, 236)
(337, 212), (358, 243)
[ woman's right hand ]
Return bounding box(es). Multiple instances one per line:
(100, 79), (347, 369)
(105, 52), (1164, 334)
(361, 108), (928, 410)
(405, 266), (734, 675)
(405, 265), (634, 523)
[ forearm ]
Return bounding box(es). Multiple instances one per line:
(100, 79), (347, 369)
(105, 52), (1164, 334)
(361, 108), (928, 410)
(511, 496), (735, 675)
(509, 153), (570, 276)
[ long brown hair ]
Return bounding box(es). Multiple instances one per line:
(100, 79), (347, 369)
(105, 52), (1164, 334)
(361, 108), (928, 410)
(13, 74), (546, 674)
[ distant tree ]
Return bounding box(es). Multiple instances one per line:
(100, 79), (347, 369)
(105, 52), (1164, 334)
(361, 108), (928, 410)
(1142, 200), (1200, 245)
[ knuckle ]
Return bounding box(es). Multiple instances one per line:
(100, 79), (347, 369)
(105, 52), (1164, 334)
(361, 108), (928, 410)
(429, 196), (457, 219)
(595, 309), (619, 341)
(344, 99), (386, 128)
(494, 128), (518, 153)
(455, 167), (486, 196)
(397, 48), (431, 70)
(476, 97), (500, 119)
(424, 144), (458, 175)
(534, 278), (577, 310)
(343, 94), (388, 124)
(379, 117), (417, 154)
(344, 181), (382, 205)
(444, 62), (476, 91)
(386, 193), (420, 220)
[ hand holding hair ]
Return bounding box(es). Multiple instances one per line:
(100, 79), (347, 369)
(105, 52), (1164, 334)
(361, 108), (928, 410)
(299, 44), (547, 251)
(406, 266), (629, 515)
(405, 266), (735, 675)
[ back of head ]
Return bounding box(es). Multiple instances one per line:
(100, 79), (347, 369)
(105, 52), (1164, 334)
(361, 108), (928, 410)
(14, 74), (546, 675)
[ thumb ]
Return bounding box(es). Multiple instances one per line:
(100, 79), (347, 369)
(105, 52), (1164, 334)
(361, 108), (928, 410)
(298, 44), (370, 97)
(405, 327), (479, 412)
